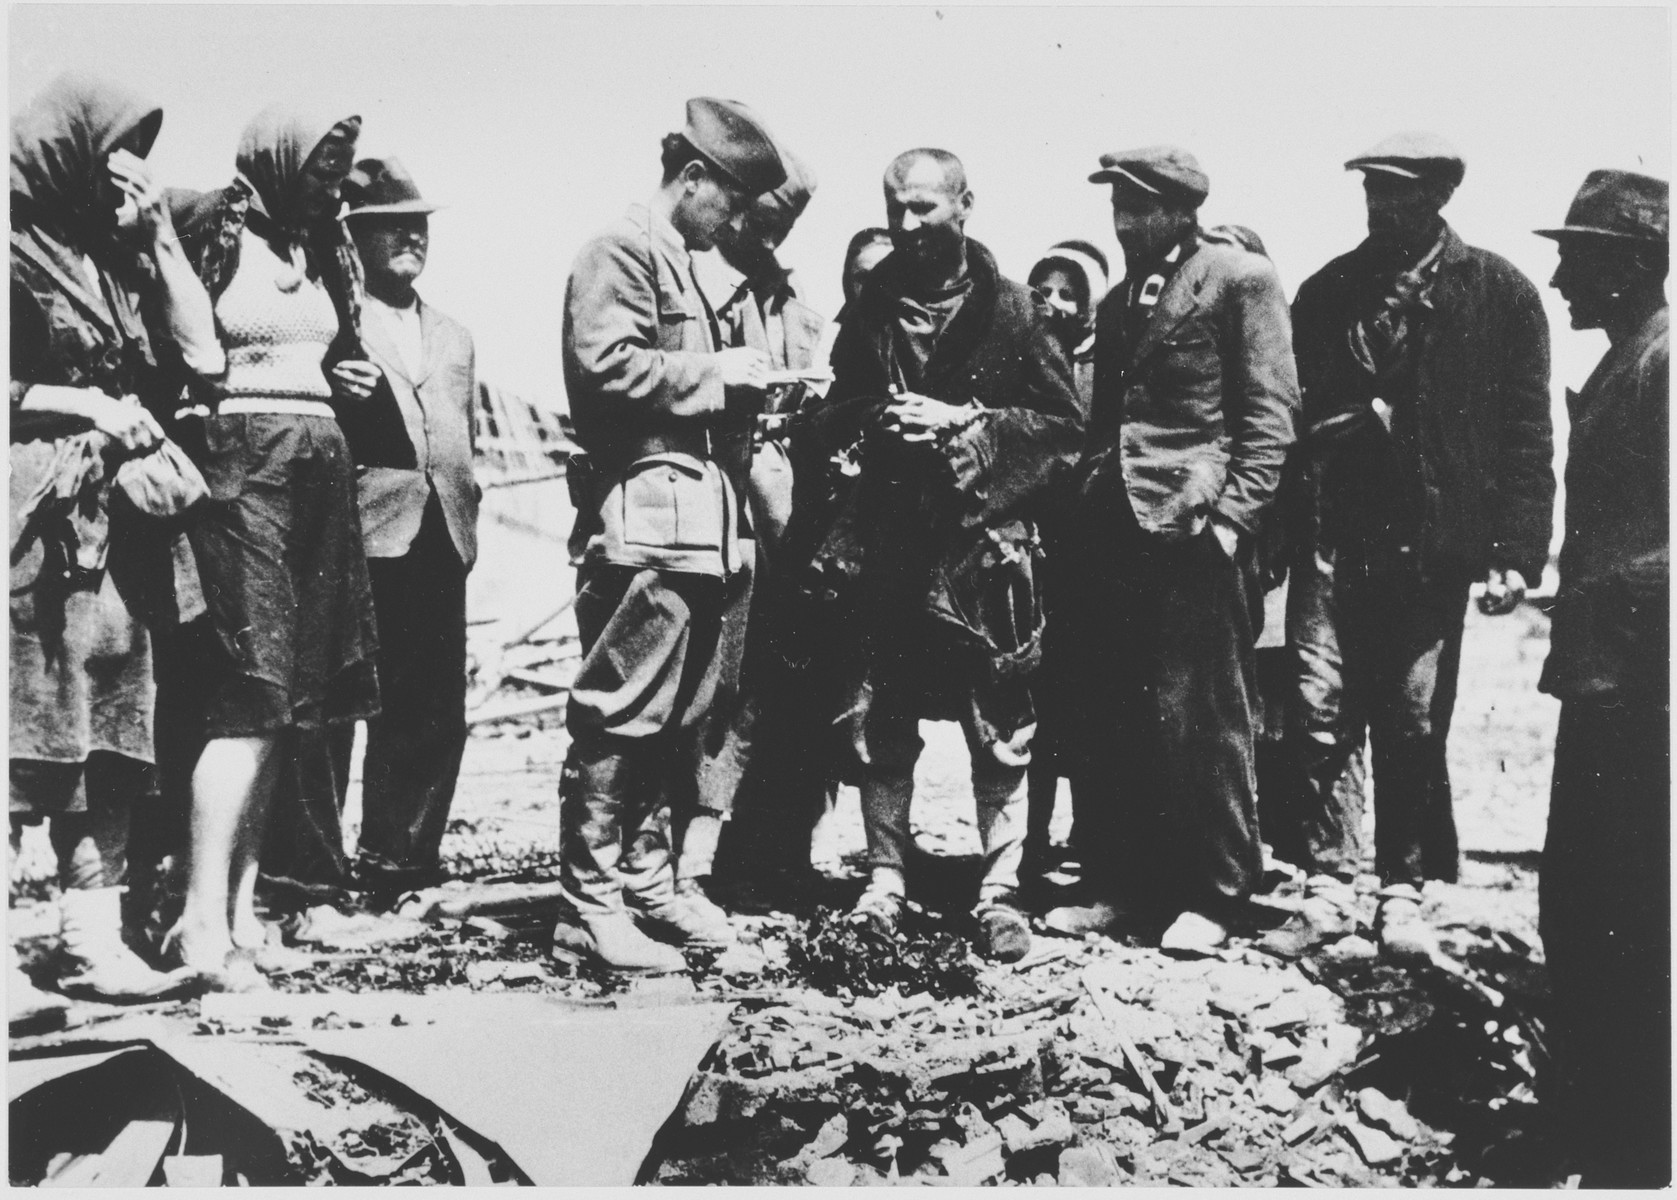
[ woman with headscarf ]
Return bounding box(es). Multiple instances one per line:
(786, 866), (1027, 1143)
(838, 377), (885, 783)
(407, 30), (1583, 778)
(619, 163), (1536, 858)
(162, 105), (381, 989)
(10, 71), (223, 1015)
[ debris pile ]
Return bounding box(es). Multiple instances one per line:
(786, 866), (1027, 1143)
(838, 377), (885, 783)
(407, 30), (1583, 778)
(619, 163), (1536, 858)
(649, 924), (1527, 1186)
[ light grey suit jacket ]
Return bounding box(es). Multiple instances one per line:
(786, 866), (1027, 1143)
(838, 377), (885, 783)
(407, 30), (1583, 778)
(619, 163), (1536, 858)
(357, 296), (480, 567)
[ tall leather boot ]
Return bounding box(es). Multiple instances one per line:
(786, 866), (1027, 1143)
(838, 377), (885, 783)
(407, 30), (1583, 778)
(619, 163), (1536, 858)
(59, 887), (199, 1001)
(554, 749), (688, 972)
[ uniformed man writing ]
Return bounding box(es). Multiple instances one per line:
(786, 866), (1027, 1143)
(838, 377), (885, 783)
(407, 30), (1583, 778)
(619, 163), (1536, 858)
(553, 98), (785, 972)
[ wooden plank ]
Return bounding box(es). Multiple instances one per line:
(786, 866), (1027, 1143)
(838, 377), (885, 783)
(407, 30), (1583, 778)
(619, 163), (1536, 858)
(1080, 967), (1179, 1131)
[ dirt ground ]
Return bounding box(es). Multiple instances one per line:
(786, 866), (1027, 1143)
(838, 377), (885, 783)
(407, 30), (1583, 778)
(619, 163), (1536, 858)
(449, 598), (1558, 939)
(9, 600), (1567, 1186)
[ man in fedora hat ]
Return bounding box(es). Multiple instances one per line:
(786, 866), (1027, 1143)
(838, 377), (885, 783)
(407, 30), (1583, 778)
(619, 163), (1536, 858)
(1049, 145), (1299, 954)
(554, 99), (784, 972)
(1532, 169), (1668, 1186)
(1262, 134), (1554, 962)
(334, 156), (481, 899)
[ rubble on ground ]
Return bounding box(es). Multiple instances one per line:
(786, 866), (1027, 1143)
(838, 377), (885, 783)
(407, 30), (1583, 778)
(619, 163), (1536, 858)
(11, 849), (1557, 1186)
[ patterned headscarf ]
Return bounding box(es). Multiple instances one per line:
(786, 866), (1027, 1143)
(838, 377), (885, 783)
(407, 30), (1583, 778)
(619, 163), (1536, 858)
(187, 106), (365, 349)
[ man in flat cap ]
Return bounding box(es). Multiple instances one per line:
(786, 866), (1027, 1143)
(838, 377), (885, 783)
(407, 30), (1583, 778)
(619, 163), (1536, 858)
(1263, 134), (1554, 962)
(794, 147), (1083, 961)
(1532, 169), (1668, 1187)
(1050, 145), (1299, 953)
(554, 98), (784, 972)
(330, 158), (483, 899)
(682, 142), (832, 907)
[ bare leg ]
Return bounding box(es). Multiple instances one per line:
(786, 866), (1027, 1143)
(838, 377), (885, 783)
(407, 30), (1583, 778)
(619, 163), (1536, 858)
(231, 736), (287, 949)
(176, 735), (277, 969)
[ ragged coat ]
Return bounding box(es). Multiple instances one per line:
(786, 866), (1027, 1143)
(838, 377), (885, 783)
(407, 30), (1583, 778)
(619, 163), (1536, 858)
(1288, 225), (1554, 583)
(792, 238), (1084, 753)
(1540, 303), (1668, 701)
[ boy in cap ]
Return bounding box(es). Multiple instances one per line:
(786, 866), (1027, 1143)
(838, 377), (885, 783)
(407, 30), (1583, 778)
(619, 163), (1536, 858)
(1533, 169), (1668, 1186)
(1051, 145), (1299, 953)
(554, 99), (784, 972)
(1266, 134), (1554, 962)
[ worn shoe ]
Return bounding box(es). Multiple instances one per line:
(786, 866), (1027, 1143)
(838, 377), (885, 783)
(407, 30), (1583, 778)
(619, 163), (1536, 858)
(1159, 909), (1229, 957)
(974, 900), (1032, 964)
(551, 910), (687, 974)
(1376, 886), (1440, 962)
(848, 881), (904, 942)
(634, 879), (737, 948)
(1258, 876), (1359, 959)
(59, 888), (201, 1002)
(1043, 898), (1131, 938)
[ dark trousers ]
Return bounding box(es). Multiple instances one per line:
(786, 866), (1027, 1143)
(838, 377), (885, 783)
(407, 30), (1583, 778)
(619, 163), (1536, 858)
(1072, 508), (1264, 911)
(560, 559), (749, 914)
(1270, 548), (1370, 879)
(1290, 555), (1467, 888)
(1541, 695), (1671, 1187)
(353, 500), (469, 888)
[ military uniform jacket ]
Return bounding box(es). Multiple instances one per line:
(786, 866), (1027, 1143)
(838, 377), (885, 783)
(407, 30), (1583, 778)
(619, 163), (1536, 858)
(356, 296), (479, 567)
(561, 203), (743, 577)
(1080, 234), (1300, 541)
(1541, 303), (1668, 701)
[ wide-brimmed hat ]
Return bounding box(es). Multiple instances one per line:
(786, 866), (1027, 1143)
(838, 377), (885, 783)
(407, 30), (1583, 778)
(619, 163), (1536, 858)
(1535, 169), (1668, 245)
(1345, 132), (1465, 189)
(1089, 144), (1209, 209)
(343, 156), (440, 217)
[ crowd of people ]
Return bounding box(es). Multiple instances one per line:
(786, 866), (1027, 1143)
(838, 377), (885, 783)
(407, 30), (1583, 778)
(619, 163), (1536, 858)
(8, 74), (1668, 1185)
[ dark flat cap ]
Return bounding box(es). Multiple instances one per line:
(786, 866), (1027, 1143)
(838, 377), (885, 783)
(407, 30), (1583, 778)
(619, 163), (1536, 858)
(1535, 169), (1668, 244)
(684, 97), (786, 196)
(1089, 145), (1209, 208)
(1345, 132), (1465, 188)
(343, 157), (439, 217)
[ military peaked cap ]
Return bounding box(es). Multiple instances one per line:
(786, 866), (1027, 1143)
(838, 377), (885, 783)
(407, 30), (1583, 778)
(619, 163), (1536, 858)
(1535, 169), (1668, 245)
(683, 97), (786, 196)
(1089, 145), (1209, 208)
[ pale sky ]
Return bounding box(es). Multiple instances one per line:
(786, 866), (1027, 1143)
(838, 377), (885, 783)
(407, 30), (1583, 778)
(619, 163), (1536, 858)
(10, 4), (1671, 413)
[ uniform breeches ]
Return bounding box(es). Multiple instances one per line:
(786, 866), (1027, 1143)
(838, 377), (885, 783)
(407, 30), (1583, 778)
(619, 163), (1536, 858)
(1540, 696), (1671, 1187)
(1073, 517), (1263, 910)
(560, 559), (750, 913)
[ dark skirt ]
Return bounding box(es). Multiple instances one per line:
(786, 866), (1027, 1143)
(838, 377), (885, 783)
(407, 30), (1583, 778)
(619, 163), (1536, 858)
(9, 438), (155, 795)
(184, 412), (379, 736)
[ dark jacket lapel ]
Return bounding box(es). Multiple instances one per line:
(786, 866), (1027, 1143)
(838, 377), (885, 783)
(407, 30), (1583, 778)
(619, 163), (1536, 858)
(1123, 258), (1203, 375)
